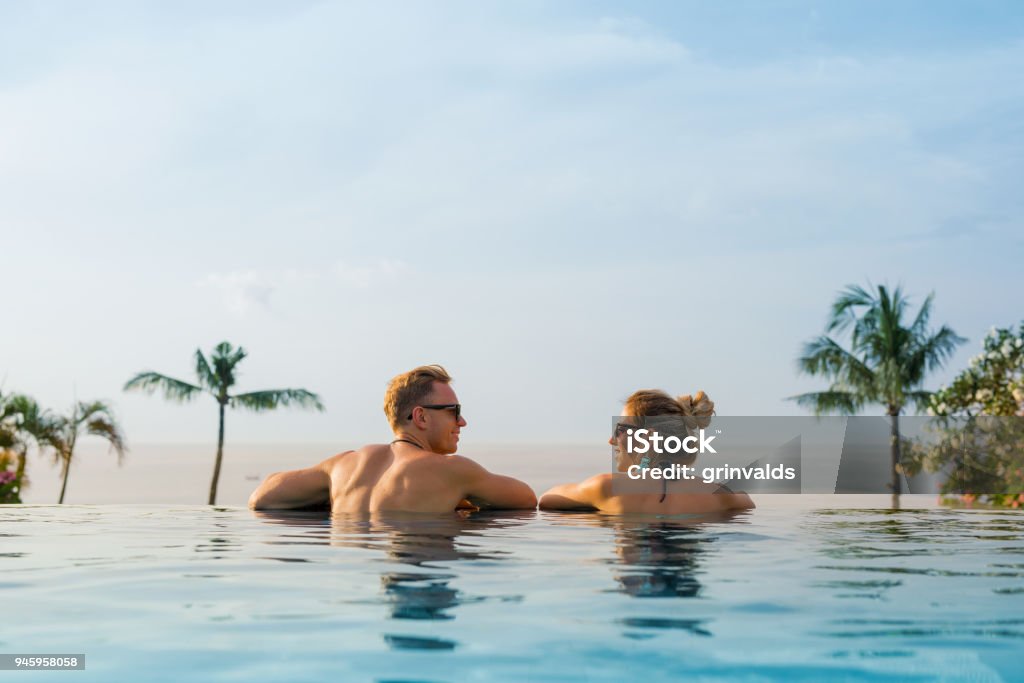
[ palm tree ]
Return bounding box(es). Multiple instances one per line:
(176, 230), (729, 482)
(123, 341), (324, 505)
(50, 401), (127, 504)
(792, 284), (965, 506)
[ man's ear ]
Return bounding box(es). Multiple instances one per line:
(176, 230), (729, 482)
(409, 406), (425, 429)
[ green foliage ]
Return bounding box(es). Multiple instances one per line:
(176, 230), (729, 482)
(901, 416), (1024, 509)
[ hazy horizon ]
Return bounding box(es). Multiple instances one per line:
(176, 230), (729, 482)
(17, 439), (939, 511)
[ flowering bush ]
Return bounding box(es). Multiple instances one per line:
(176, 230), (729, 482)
(926, 322), (1024, 508)
(0, 455), (21, 504)
(930, 322), (1024, 418)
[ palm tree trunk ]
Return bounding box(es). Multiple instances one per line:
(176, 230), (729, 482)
(58, 454), (71, 504)
(888, 408), (901, 510)
(208, 402), (226, 505)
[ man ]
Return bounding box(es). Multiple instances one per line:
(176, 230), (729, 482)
(248, 365), (537, 513)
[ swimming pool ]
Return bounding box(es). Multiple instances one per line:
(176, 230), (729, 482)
(1, 506), (1021, 682)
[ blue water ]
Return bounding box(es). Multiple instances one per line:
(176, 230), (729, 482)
(1, 506), (1022, 682)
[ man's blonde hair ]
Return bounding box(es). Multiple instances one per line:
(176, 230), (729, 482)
(384, 364), (453, 430)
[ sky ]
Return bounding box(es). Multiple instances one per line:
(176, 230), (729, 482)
(2, 0), (1022, 447)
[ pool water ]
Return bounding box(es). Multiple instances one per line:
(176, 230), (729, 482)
(1, 506), (1022, 682)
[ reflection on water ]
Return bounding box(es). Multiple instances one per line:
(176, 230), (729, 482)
(254, 510), (530, 651)
(804, 509), (1024, 649)
(193, 513), (244, 559)
(543, 512), (747, 642)
(616, 616), (712, 637)
(549, 512), (740, 600)
(382, 633), (458, 650)
(603, 520), (708, 599)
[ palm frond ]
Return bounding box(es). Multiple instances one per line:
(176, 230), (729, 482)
(0, 394), (62, 453)
(227, 345), (247, 367)
(918, 326), (967, 374)
(84, 414), (128, 466)
(46, 414), (73, 465)
(74, 400), (113, 424)
(4, 394), (43, 425)
(210, 342), (246, 391)
(880, 284), (907, 332)
(797, 335), (876, 388)
(230, 389), (325, 412)
(123, 372), (203, 402)
(903, 390), (934, 414)
(826, 284), (873, 335)
(789, 390), (864, 415)
(908, 292), (934, 340)
(194, 349), (218, 392)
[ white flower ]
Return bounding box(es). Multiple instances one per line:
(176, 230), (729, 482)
(1016, 338), (1023, 349)
(926, 406), (936, 416)
(976, 389), (993, 402)
(970, 355), (982, 367)
(1012, 387), (1024, 404)
(937, 403), (948, 414)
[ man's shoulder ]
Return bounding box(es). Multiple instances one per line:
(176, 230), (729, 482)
(319, 445), (384, 471)
(439, 453), (485, 471)
(413, 453), (487, 481)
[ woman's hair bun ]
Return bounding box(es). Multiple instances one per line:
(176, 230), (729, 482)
(677, 390), (715, 429)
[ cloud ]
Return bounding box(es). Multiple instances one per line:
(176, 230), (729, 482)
(333, 259), (408, 289)
(199, 260), (408, 314)
(198, 270), (276, 316)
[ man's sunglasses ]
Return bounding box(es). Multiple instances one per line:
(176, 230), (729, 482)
(407, 404), (462, 421)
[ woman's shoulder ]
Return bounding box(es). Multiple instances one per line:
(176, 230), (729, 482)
(581, 472), (614, 495)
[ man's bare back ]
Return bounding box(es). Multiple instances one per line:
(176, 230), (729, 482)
(249, 442), (536, 513)
(248, 366), (536, 513)
(327, 443), (528, 513)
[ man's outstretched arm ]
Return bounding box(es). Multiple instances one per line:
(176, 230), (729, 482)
(247, 453), (347, 510)
(453, 456), (537, 510)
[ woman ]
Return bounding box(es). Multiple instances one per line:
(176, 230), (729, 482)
(539, 390), (754, 514)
